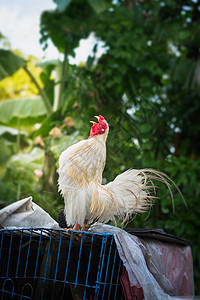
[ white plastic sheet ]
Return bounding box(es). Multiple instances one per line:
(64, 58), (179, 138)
(0, 196), (59, 229)
(90, 223), (194, 300)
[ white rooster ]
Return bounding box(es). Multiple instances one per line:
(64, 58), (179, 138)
(58, 115), (183, 230)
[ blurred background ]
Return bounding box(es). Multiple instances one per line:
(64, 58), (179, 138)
(0, 0), (199, 294)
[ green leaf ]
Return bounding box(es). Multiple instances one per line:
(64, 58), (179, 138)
(140, 124), (152, 133)
(0, 49), (26, 80)
(178, 30), (190, 40)
(33, 108), (62, 138)
(11, 147), (44, 166)
(0, 125), (27, 136)
(0, 98), (47, 125)
(53, 0), (72, 12)
(142, 142), (152, 150)
(50, 133), (82, 160)
(0, 138), (11, 165)
(36, 59), (58, 69)
(87, 0), (107, 13)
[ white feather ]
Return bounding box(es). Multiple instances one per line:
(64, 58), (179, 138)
(58, 134), (107, 226)
(58, 121), (184, 227)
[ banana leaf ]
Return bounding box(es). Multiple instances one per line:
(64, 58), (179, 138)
(0, 98), (47, 127)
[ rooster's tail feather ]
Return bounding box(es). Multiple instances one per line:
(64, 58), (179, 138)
(91, 169), (186, 224)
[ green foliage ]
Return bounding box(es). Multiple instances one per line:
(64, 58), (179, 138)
(0, 49), (26, 80)
(0, 98), (47, 126)
(53, 0), (72, 12)
(0, 56), (43, 100)
(87, 0), (108, 14)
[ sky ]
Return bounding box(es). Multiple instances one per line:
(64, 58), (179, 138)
(0, 0), (101, 63)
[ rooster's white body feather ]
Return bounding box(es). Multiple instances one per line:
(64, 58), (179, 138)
(58, 134), (107, 226)
(58, 116), (183, 227)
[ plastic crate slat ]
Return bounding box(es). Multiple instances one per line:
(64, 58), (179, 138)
(95, 234), (108, 299)
(114, 257), (122, 299)
(34, 228), (43, 279)
(24, 230), (33, 277)
(74, 233), (84, 289)
(101, 234), (114, 299)
(43, 231), (52, 282)
(83, 234), (94, 299)
(108, 246), (118, 299)
(15, 232), (23, 277)
(63, 230), (74, 282)
(54, 230), (63, 283)
(6, 231), (13, 277)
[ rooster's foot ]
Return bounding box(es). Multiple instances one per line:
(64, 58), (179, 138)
(66, 223), (80, 232)
(63, 220), (88, 233)
(81, 219), (88, 231)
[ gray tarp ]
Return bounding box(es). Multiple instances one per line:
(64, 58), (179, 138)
(0, 196), (59, 229)
(90, 223), (194, 300)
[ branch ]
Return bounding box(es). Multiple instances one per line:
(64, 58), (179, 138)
(57, 42), (68, 108)
(23, 65), (53, 116)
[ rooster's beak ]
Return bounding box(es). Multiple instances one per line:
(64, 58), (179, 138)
(94, 116), (100, 121)
(90, 116), (99, 124)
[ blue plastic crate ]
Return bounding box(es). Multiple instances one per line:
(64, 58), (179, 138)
(0, 228), (124, 299)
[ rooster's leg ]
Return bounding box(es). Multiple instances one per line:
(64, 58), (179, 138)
(66, 223), (80, 232)
(66, 221), (88, 232)
(81, 219), (88, 231)
(73, 223), (80, 230)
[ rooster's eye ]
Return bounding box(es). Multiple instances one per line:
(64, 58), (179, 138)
(102, 123), (105, 126)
